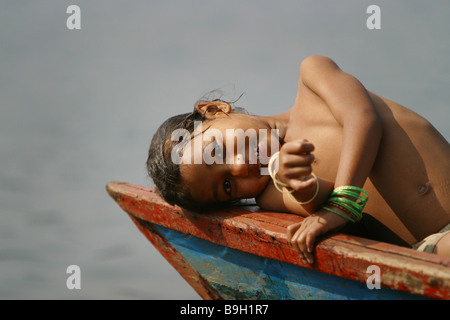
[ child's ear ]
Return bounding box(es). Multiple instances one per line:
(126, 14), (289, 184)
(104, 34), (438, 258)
(195, 100), (232, 117)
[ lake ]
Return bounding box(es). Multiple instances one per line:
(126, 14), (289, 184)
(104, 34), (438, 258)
(1, 1), (449, 299)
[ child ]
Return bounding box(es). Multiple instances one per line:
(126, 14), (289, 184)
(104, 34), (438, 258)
(147, 55), (450, 264)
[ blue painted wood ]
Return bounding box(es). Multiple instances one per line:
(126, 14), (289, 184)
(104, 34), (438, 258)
(154, 225), (428, 300)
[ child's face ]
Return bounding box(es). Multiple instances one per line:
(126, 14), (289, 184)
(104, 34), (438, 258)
(179, 113), (279, 205)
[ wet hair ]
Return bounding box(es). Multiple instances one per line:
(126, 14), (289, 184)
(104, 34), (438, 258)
(146, 92), (247, 211)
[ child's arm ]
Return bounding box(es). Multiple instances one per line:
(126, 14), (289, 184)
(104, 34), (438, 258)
(257, 140), (335, 216)
(300, 55), (383, 188)
(282, 56), (383, 264)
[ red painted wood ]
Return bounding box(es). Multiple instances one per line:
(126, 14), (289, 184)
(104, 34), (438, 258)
(106, 181), (450, 299)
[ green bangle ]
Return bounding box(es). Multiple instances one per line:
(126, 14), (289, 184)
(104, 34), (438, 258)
(323, 206), (357, 223)
(331, 190), (362, 202)
(331, 186), (368, 208)
(327, 202), (361, 222)
(329, 197), (365, 213)
(323, 186), (369, 223)
(332, 186), (368, 201)
(328, 198), (364, 219)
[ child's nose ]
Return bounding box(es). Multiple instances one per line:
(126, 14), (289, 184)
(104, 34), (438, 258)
(229, 162), (249, 177)
(229, 153), (249, 176)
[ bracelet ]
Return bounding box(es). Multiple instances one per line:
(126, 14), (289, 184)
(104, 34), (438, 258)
(322, 185), (369, 223)
(329, 197), (364, 216)
(323, 205), (358, 223)
(268, 151), (319, 205)
(287, 174), (319, 205)
(326, 202), (361, 222)
(331, 186), (368, 204)
(268, 152), (293, 193)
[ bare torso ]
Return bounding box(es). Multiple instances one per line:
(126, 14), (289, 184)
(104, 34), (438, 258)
(278, 84), (450, 246)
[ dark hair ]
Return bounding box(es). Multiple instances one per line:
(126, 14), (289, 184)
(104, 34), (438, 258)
(146, 92), (247, 211)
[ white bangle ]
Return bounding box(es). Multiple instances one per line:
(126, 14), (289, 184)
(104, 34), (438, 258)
(268, 152), (293, 193)
(268, 151), (319, 205)
(287, 173), (319, 205)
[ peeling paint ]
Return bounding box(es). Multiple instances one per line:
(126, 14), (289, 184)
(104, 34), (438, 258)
(106, 182), (450, 300)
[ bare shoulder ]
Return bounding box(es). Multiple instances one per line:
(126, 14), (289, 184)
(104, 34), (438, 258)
(300, 55), (339, 69)
(297, 55), (362, 101)
(299, 55), (341, 79)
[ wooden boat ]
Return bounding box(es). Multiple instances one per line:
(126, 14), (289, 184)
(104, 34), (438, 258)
(106, 181), (450, 300)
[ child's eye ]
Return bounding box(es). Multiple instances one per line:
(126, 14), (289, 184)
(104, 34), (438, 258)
(223, 178), (232, 196)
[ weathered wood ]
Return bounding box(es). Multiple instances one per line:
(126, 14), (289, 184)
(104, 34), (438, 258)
(151, 224), (430, 299)
(106, 181), (450, 299)
(128, 216), (222, 299)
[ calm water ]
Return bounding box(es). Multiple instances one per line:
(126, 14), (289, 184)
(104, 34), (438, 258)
(1, 1), (449, 299)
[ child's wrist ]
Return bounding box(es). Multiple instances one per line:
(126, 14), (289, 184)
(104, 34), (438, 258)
(286, 175), (319, 205)
(268, 151), (320, 205)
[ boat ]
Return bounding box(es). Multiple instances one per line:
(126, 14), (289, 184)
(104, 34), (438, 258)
(106, 181), (450, 300)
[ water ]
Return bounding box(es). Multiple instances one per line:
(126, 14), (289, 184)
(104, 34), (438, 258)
(1, 1), (449, 299)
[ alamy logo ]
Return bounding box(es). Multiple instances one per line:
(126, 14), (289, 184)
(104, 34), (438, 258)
(170, 121), (279, 175)
(366, 265), (381, 289)
(366, 5), (381, 30)
(66, 265), (81, 290)
(66, 5), (81, 30)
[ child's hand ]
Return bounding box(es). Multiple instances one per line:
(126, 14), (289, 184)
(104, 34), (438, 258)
(278, 140), (316, 192)
(286, 208), (348, 264)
